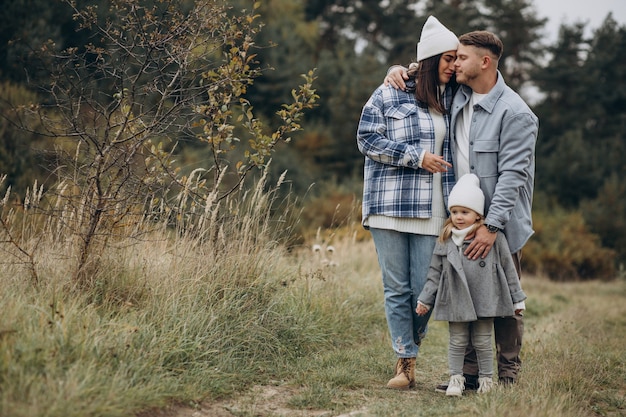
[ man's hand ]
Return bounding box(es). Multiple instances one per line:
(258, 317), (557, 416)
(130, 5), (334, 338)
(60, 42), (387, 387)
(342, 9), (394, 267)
(464, 225), (497, 260)
(422, 151), (452, 174)
(384, 66), (409, 91)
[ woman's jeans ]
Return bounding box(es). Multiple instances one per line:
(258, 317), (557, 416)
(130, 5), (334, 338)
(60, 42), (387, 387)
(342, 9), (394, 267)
(370, 228), (436, 358)
(449, 318), (494, 377)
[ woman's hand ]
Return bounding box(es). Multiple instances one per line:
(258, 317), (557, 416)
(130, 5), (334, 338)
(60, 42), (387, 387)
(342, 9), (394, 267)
(422, 151), (452, 173)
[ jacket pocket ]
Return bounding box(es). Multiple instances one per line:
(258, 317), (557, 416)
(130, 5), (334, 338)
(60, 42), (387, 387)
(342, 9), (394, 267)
(384, 103), (419, 144)
(384, 103), (417, 119)
(437, 272), (449, 306)
(472, 138), (499, 177)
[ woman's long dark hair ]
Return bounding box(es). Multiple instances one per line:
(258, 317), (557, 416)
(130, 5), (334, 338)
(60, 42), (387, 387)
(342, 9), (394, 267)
(408, 53), (457, 114)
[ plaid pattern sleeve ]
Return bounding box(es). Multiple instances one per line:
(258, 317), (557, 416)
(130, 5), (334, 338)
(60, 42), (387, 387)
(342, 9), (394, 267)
(357, 86), (423, 168)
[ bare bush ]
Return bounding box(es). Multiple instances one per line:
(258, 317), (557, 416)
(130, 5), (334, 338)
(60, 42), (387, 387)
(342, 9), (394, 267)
(1, 0), (317, 288)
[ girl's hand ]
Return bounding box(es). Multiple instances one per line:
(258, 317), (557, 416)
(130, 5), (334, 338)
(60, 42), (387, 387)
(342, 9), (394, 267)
(415, 303), (430, 316)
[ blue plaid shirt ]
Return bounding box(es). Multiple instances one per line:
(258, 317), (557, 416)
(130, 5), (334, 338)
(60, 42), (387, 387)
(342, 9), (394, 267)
(357, 81), (455, 227)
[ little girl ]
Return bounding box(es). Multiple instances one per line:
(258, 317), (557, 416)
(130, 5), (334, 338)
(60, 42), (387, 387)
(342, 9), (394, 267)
(416, 173), (526, 396)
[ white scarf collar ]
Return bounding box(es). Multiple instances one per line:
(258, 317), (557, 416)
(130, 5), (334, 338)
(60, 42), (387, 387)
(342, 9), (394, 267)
(451, 226), (474, 247)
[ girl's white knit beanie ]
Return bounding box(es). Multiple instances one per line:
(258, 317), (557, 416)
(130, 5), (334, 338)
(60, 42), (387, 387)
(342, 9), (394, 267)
(448, 173), (485, 216)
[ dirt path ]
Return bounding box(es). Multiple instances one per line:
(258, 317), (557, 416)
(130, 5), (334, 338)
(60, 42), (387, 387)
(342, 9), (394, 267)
(141, 385), (368, 417)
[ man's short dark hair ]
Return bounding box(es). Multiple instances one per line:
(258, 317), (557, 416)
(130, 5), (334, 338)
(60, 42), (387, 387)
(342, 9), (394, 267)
(459, 31), (503, 60)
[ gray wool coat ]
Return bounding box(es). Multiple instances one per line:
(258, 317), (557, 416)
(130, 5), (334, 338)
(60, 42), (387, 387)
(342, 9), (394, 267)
(418, 232), (527, 323)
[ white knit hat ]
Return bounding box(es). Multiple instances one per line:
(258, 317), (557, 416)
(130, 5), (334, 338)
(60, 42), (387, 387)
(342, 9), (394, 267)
(417, 16), (459, 62)
(448, 174), (485, 216)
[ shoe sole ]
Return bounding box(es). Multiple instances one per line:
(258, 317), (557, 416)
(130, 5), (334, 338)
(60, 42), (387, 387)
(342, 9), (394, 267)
(387, 382), (416, 390)
(436, 384), (477, 393)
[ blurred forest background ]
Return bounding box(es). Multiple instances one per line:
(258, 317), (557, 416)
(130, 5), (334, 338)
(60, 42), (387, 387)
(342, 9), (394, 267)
(0, 0), (624, 280)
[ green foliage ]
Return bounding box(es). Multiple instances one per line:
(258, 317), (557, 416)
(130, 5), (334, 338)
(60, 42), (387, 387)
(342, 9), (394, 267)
(0, 0), (65, 83)
(0, 82), (51, 194)
(304, 0), (424, 64)
(241, 0), (381, 188)
(581, 174), (626, 263)
(532, 15), (626, 264)
(534, 16), (626, 207)
(523, 198), (616, 280)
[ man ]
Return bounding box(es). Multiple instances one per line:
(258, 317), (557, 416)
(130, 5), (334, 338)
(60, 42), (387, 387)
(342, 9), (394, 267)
(385, 30), (538, 391)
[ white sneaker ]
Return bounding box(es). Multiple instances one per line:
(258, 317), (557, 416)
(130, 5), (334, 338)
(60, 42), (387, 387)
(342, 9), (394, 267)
(446, 374), (465, 397)
(477, 377), (494, 394)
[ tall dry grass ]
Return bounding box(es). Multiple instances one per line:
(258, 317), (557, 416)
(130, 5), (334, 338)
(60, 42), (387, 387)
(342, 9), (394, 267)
(0, 171), (367, 417)
(0, 172), (624, 417)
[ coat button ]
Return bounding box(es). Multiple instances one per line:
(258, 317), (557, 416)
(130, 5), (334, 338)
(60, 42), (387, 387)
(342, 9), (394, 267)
(479, 261), (486, 267)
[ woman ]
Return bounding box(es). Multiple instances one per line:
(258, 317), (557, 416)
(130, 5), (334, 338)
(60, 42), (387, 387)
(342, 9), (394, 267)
(356, 16), (459, 390)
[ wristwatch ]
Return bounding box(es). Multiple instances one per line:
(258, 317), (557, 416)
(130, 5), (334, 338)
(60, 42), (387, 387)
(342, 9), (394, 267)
(485, 224), (500, 233)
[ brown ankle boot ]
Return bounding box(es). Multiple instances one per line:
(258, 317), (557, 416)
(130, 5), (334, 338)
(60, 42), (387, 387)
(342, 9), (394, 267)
(386, 357), (416, 390)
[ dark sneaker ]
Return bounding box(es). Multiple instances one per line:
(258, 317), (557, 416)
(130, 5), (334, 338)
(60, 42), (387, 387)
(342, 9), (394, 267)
(435, 374), (478, 392)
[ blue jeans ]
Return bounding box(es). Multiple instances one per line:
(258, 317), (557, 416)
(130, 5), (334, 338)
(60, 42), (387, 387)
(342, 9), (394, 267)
(370, 228), (436, 358)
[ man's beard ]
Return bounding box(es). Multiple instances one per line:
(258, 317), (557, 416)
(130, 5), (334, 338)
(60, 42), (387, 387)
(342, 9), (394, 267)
(456, 71), (477, 85)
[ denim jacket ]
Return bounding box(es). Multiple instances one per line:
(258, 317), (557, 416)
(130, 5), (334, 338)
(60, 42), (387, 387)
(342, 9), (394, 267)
(450, 72), (539, 253)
